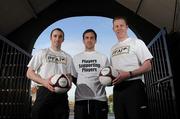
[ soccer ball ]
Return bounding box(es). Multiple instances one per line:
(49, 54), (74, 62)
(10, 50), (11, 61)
(50, 74), (71, 93)
(99, 66), (119, 86)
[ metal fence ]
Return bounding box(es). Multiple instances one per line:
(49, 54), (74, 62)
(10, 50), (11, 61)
(145, 29), (178, 119)
(0, 35), (31, 119)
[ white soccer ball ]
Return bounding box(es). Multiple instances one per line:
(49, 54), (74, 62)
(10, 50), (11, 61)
(50, 74), (71, 93)
(99, 66), (119, 86)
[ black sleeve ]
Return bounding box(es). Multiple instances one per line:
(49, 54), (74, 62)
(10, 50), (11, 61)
(72, 76), (77, 86)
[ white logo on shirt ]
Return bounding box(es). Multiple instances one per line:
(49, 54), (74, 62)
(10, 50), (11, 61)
(46, 55), (67, 64)
(112, 46), (130, 57)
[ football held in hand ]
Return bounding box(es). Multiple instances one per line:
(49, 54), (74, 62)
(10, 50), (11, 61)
(50, 74), (71, 93)
(99, 66), (119, 86)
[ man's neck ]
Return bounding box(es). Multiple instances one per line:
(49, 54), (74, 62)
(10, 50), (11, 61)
(85, 48), (95, 52)
(51, 46), (61, 51)
(118, 35), (128, 42)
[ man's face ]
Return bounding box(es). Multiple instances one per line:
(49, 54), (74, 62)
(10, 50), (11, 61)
(50, 30), (64, 48)
(113, 19), (128, 39)
(83, 32), (96, 50)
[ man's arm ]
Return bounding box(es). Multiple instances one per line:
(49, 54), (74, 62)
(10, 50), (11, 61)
(112, 59), (152, 85)
(26, 67), (54, 92)
(129, 59), (152, 77)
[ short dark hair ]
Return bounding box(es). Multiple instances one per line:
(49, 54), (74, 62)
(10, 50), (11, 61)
(113, 16), (128, 25)
(50, 28), (64, 40)
(83, 29), (97, 40)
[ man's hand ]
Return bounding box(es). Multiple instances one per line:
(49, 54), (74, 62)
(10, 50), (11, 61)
(42, 77), (55, 92)
(112, 71), (130, 85)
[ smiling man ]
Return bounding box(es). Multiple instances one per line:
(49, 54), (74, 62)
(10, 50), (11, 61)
(111, 16), (153, 119)
(73, 29), (109, 119)
(26, 28), (76, 119)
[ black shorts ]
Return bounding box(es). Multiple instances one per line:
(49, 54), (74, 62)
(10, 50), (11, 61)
(113, 79), (148, 119)
(32, 86), (69, 119)
(74, 100), (108, 119)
